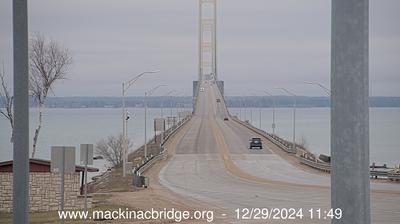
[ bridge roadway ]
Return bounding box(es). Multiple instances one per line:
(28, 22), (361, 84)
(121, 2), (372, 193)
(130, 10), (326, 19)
(157, 82), (400, 223)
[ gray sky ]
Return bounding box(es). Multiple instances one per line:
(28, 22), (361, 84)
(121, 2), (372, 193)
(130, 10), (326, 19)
(0, 0), (399, 96)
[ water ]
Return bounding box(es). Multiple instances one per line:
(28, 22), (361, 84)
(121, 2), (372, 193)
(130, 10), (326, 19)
(229, 107), (400, 167)
(1, 107), (399, 169)
(0, 107), (185, 173)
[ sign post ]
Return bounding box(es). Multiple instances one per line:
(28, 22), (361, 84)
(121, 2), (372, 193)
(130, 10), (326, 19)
(51, 146), (75, 224)
(80, 144), (93, 211)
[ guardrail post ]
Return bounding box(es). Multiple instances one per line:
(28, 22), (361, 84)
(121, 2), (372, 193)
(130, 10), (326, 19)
(331, 1), (370, 223)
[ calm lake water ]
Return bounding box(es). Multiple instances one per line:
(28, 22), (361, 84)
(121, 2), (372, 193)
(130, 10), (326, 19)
(1, 107), (399, 170)
(229, 107), (400, 167)
(0, 107), (186, 172)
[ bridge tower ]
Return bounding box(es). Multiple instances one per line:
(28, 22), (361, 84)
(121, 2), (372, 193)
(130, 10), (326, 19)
(198, 0), (217, 82)
(194, 0), (223, 111)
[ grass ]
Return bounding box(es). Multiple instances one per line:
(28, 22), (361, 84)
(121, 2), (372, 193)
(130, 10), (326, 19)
(96, 166), (137, 192)
(0, 194), (134, 224)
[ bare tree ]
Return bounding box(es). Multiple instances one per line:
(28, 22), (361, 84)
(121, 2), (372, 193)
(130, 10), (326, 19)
(29, 33), (72, 158)
(0, 64), (14, 142)
(95, 134), (132, 167)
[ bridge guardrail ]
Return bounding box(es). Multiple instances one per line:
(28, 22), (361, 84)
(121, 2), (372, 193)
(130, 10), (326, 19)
(134, 115), (192, 178)
(231, 116), (297, 154)
(136, 154), (165, 176)
(299, 156), (398, 180)
(299, 156), (331, 173)
(230, 114), (399, 181)
(161, 115), (192, 149)
(388, 172), (400, 181)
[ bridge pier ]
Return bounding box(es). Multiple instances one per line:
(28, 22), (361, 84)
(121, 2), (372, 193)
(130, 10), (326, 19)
(331, 0), (370, 224)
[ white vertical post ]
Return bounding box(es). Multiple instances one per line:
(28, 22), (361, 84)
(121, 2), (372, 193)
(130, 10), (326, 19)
(331, 0), (370, 223)
(161, 101), (164, 118)
(144, 92), (148, 159)
(272, 98), (276, 135)
(259, 106), (261, 130)
(122, 83), (126, 177)
(12, 0), (29, 223)
(292, 97), (296, 151)
(250, 109), (253, 125)
(264, 91), (276, 134)
(277, 88), (296, 151)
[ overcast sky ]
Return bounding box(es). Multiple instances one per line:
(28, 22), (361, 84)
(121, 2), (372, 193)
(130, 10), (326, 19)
(0, 0), (399, 96)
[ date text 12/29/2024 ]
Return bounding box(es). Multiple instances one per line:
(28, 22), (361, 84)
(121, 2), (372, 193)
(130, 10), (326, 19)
(235, 208), (342, 220)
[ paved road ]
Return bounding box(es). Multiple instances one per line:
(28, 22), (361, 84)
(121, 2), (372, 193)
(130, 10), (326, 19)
(159, 82), (400, 223)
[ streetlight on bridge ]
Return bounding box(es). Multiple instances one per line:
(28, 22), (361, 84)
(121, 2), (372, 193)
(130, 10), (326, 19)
(264, 90), (276, 135)
(173, 91), (185, 122)
(304, 81), (331, 96)
(121, 70), (160, 177)
(144, 84), (167, 159)
(276, 87), (297, 152)
(161, 90), (177, 118)
(251, 92), (262, 130)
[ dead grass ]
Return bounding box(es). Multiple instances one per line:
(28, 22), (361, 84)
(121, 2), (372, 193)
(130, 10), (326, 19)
(0, 194), (131, 224)
(97, 167), (137, 193)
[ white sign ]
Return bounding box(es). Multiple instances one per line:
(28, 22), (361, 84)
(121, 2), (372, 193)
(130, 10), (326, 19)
(51, 146), (76, 173)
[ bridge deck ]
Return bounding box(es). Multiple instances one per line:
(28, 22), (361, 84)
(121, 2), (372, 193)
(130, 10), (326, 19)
(159, 82), (400, 223)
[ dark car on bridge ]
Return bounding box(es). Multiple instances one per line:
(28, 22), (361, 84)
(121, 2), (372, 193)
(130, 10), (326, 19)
(249, 137), (262, 149)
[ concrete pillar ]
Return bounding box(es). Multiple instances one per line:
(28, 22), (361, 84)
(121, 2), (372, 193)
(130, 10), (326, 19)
(12, 0), (30, 223)
(331, 1), (370, 224)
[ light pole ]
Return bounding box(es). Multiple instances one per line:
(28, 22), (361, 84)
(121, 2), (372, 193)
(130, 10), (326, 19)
(144, 84), (167, 159)
(277, 87), (297, 152)
(304, 82), (331, 96)
(162, 90), (176, 118)
(252, 93), (262, 129)
(169, 92), (181, 127)
(264, 90), (276, 135)
(121, 70), (160, 177)
(250, 107), (253, 125)
(161, 90), (175, 142)
(125, 110), (131, 143)
(242, 96), (247, 121)
(259, 104), (261, 130)
(174, 92), (184, 123)
(238, 97), (242, 119)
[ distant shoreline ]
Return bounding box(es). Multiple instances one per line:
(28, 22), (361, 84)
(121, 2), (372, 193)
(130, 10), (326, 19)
(1, 96), (399, 108)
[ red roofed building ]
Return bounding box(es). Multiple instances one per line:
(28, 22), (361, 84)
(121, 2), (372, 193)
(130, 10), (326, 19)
(0, 158), (99, 212)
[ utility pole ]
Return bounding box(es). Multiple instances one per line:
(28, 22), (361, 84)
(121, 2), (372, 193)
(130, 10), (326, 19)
(331, 1), (370, 223)
(12, 0), (29, 223)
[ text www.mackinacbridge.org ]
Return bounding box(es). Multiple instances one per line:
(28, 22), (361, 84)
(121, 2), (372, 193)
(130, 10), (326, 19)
(58, 208), (214, 223)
